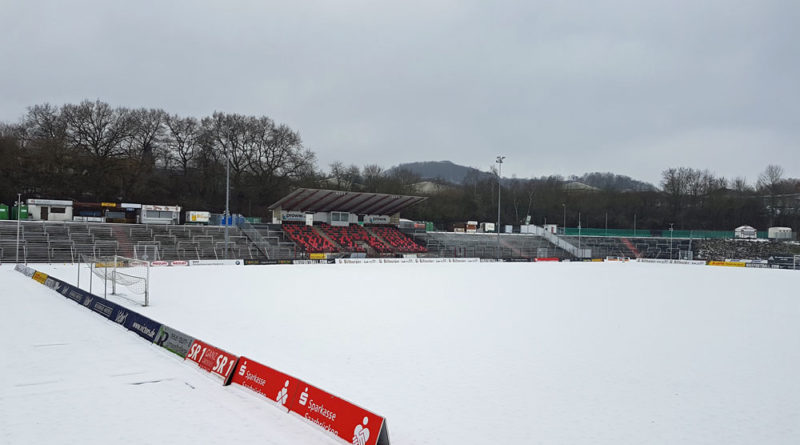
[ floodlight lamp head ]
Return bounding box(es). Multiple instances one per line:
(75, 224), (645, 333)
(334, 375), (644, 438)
(496, 156), (505, 164)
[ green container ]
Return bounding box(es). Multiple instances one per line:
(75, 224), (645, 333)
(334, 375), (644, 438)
(426, 221), (435, 232)
(0, 203), (8, 220)
(11, 205), (28, 220)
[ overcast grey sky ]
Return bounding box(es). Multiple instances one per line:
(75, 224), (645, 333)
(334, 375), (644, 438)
(2, 0), (798, 185)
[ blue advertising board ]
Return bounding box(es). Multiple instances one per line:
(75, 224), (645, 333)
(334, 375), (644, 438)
(79, 293), (123, 319)
(114, 309), (162, 342)
(51, 279), (91, 305)
(30, 271), (163, 342)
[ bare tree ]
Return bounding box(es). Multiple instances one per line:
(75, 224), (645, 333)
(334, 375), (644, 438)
(732, 177), (751, 193)
(62, 100), (131, 160)
(247, 118), (315, 187)
(329, 162), (360, 190)
(125, 108), (166, 164)
(164, 114), (200, 175)
(361, 164), (383, 192)
(757, 164), (787, 225)
(757, 164), (784, 194)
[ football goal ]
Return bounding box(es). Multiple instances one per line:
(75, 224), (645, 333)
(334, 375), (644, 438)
(82, 254), (151, 306)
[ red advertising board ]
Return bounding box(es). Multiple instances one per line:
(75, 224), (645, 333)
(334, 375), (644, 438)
(231, 357), (302, 412)
(170, 260), (188, 266)
(287, 380), (387, 445)
(231, 357), (388, 445)
(184, 339), (238, 382)
(535, 257), (560, 262)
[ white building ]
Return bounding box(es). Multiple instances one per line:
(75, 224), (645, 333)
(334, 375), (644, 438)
(768, 227), (793, 240)
(26, 199), (73, 222)
(734, 225), (757, 239)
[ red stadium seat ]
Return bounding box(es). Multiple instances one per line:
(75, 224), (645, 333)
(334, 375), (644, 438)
(368, 226), (427, 253)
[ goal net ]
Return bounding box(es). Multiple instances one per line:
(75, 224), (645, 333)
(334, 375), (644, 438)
(83, 254), (150, 306)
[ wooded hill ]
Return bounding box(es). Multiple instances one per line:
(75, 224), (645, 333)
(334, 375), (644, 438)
(1, 101), (798, 232)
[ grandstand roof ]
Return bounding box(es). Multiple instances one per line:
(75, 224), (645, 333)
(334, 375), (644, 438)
(268, 188), (427, 215)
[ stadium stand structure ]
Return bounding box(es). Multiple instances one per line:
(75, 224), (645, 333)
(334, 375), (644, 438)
(368, 225), (426, 253)
(267, 188), (429, 257)
(696, 239), (800, 261)
(563, 236), (695, 260)
(4, 217), (796, 264)
(0, 220), (261, 263)
(249, 223), (301, 259)
(281, 222), (338, 253)
(319, 223), (398, 254)
(416, 232), (569, 259)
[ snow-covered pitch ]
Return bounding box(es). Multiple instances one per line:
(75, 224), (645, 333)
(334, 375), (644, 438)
(3, 261), (799, 444)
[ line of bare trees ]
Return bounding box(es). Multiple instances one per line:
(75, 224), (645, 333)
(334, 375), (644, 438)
(401, 166), (799, 232)
(1, 100), (798, 231)
(0, 100), (316, 213)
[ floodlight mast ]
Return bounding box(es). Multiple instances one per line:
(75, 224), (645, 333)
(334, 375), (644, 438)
(225, 148), (230, 259)
(496, 156), (505, 260)
(669, 223), (674, 259)
(15, 193), (21, 264)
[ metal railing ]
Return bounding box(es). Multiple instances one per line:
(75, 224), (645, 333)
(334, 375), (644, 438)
(237, 219), (272, 259)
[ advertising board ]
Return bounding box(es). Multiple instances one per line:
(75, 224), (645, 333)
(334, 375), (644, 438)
(82, 294), (122, 319)
(154, 325), (195, 357)
(286, 381), (388, 445)
(364, 215), (390, 224)
(184, 339), (238, 382)
(293, 260), (328, 265)
(378, 258), (415, 264)
(282, 211), (307, 222)
(449, 258), (477, 262)
(26, 271), (163, 342)
(61, 284), (90, 305)
(113, 309), (162, 342)
(638, 259), (706, 265)
(189, 259), (243, 266)
(32, 271), (49, 284)
(231, 357), (389, 445)
(231, 357), (302, 411)
(708, 261), (746, 267)
(32, 275), (87, 305)
(14, 264), (36, 277)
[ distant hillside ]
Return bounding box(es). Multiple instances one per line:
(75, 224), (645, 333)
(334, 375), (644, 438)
(571, 172), (657, 192)
(389, 161), (657, 191)
(387, 161), (494, 184)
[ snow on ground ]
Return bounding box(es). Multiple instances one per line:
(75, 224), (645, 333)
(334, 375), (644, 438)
(0, 265), (339, 445)
(7, 261), (800, 444)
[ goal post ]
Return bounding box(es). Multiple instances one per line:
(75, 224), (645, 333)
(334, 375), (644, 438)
(83, 254), (151, 306)
(112, 255), (150, 306)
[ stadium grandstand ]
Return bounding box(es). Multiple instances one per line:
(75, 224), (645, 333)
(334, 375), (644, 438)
(2, 188), (798, 264)
(264, 188), (429, 256)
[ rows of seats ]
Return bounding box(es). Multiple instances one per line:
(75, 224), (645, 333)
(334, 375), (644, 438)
(282, 223), (338, 253)
(369, 225), (427, 253)
(319, 223), (393, 253)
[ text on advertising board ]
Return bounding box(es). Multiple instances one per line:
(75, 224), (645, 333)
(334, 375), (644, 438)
(231, 357), (301, 412)
(231, 357), (388, 445)
(32, 271), (49, 284)
(154, 325), (195, 357)
(184, 339), (238, 382)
